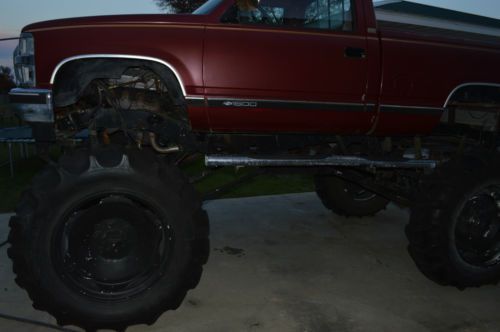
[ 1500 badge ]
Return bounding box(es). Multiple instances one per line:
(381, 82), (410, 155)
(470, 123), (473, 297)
(223, 100), (258, 108)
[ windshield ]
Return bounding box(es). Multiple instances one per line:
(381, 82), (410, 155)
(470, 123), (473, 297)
(193, 0), (225, 14)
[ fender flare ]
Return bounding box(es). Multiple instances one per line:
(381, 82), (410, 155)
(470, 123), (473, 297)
(443, 82), (500, 108)
(51, 54), (187, 107)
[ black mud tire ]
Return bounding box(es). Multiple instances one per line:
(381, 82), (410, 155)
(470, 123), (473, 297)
(407, 153), (500, 288)
(8, 146), (209, 330)
(314, 173), (389, 217)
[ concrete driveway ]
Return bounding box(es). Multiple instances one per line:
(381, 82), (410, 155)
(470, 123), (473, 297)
(0, 193), (499, 331)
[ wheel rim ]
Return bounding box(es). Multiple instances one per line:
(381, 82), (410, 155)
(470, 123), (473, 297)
(343, 183), (377, 202)
(455, 184), (500, 267)
(53, 194), (173, 301)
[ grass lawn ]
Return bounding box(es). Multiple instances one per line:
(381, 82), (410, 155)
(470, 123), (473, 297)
(0, 145), (47, 213)
(184, 157), (314, 200)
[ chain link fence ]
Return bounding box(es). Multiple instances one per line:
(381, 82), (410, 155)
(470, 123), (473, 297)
(0, 93), (33, 177)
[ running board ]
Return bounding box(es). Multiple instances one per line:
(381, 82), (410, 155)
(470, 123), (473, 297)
(205, 155), (437, 169)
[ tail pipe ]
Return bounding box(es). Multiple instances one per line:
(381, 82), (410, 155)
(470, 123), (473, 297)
(205, 155), (437, 169)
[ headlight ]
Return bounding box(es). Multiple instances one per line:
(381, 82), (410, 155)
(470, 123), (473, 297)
(14, 33), (36, 87)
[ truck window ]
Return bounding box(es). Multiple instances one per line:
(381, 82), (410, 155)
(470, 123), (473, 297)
(193, 0), (225, 14)
(305, 0), (354, 31)
(221, 0), (354, 32)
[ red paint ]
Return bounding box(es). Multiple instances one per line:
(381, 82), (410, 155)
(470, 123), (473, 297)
(186, 105), (210, 130)
(206, 106), (371, 134)
(24, 0), (500, 136)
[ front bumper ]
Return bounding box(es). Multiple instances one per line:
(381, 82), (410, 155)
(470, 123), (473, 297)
(8, 88), (54, 123)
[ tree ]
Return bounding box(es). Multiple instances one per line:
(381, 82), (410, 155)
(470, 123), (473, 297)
(0, 66), (16, 93)
(154, 0), (206, 13)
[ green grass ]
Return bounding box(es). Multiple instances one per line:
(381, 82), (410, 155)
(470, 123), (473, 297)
(0, 147), (314, 213)
(0, 145), (47, 213)
(185, 157), (314, 199)
(0, 101), (20, 127)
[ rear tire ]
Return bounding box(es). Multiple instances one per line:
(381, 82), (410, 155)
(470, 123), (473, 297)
(407, 153), (500, 288)
(315, 172), (389, 217)
(8, 146), (209, 330)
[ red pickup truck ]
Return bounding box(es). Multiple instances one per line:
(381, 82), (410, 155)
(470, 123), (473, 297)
(7, 0), (500, 329)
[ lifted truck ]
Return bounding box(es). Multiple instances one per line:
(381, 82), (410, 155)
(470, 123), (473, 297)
(7, 0), (500, 329)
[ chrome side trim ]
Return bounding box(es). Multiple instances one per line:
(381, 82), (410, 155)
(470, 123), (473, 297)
(207, 97), (368, 107)
(206, 97), (374, 111)
(9, 88), (54, 123)
(380, 104), (444, 115)
(49, 54), (187, 96)
(205, 155), (437, 169)
(186, 96), (206, 107)
(381, 104), (443, 111)
(185, 95), (447, 116)
(444, 83), (500, 108)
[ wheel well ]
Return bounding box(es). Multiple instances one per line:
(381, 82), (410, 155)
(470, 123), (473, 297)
(441, 84), (500, 133)
(52, 58), (195, 150)
(444, 84), (500, 108)
(52, 57), (186, 108)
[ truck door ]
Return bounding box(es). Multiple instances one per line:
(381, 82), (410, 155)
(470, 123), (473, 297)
(203, 0), (373, 134)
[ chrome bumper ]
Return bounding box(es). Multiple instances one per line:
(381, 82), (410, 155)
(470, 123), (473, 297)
(8, 88), (54, 123)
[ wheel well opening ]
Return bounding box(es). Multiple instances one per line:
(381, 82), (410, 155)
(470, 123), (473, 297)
(441, 84), (500, 133)
(52, 58), (192, 149)
(52, 58), (186, 109)
(445, 84), (500, 108)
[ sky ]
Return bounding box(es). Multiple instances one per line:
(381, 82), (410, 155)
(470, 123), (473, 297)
(0, 0), (162, 68)
(1, 0), (500, 69)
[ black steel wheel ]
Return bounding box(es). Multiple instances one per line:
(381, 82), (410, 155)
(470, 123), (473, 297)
(453, 184), (500, 268)
(8, 146), (209, 330)
(315, 172), (389, 217)
(407, 153), (500, 288)
(54, 194), (174, 301)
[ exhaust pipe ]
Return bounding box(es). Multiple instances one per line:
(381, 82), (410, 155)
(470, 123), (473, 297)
(205, 155), (437, 169)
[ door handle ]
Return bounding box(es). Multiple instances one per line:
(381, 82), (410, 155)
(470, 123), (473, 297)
(345, 47), (366, 59)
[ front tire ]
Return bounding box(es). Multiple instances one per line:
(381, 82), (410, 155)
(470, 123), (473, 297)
(407, 153), (500, 288)
(8, 146), (209, 330)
